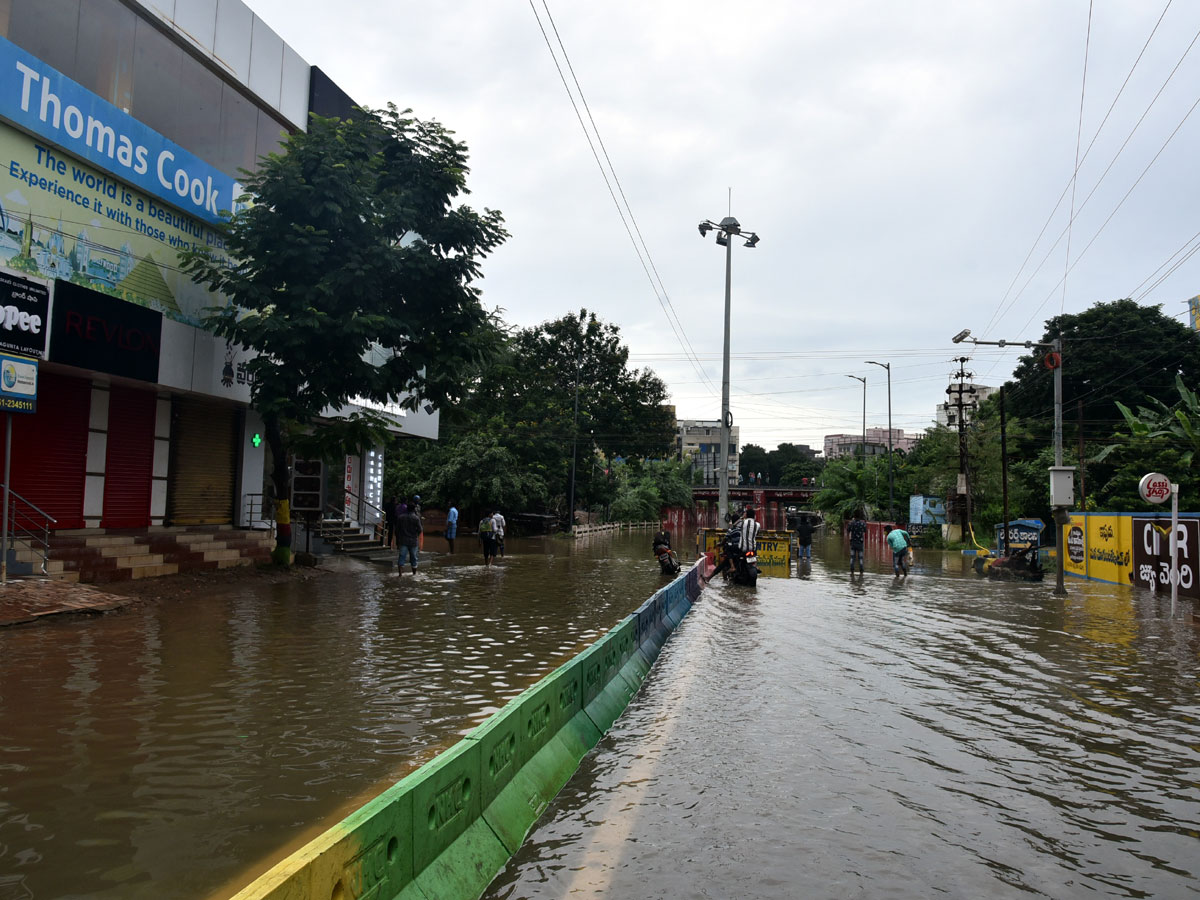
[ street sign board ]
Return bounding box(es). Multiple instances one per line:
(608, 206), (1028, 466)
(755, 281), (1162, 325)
(0, 351), (37, 413)
(1131, 516), (1198, 600)
(1138, 472), (1171, 504)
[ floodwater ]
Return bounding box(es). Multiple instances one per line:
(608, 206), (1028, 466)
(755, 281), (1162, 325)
(0, 531), (673, 900)
(485, 538), (1200, 900)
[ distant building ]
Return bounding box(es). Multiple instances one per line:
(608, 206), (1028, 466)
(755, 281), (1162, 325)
(824, 428), (916, 460)
(677, 419), (739, 485)
(936, 382), (998, 427)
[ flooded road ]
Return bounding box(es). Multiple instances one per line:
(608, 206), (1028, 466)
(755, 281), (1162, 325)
(0, 532), (670, 900)
(485, 538), (1200, 900)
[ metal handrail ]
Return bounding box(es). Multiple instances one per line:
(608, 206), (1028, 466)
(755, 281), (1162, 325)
(320, 488), (387, 549)
(2, 484), (57, 576)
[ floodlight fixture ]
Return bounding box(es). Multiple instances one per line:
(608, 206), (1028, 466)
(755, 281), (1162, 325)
(951, 328), (972, 344)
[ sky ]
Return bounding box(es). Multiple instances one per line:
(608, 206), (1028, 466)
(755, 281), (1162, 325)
(243, 0), (1200, 453)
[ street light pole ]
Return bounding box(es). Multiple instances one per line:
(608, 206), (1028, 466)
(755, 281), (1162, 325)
(847, 375), (866, 466)
(952, 329), (1070, 596)
(866, 360), (893, 520)
(699, 216), (760, 524)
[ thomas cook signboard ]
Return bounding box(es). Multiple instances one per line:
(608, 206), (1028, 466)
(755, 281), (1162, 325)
(0, 35), (240, 225)
(0, 36), (236, 327)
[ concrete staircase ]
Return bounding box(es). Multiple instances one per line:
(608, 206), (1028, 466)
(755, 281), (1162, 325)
(40, 527), (275, 584)
(316, 519), (393, 563)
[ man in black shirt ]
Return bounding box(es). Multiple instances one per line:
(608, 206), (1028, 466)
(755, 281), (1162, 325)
(395, 505), (423, 575)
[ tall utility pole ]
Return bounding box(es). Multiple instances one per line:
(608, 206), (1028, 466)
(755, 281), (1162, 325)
(698, 215), (760, 524)
(566, 351), (581, 530)
(1000, 385), (1010, 555)
(952, 329), (1070, 596)
(947, 357), (977, 539)
(866, 360), (893, 520)
(847, 375), (866, 465)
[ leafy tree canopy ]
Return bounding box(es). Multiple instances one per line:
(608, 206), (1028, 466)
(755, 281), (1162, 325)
(184, 106), (507, 507)
(1004, 298), (1199, 447)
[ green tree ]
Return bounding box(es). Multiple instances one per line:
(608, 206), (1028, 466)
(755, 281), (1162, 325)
(813, 457), (868, 523)
(1089, 375), (1200, 509)
(184, 106), (506, 561)
(498, 310), (674, 513)
(769, 442), (820, 484)
(739, 444), (769, 483)
(780, 457), (824, 485)
(1005, 299), (1200, 449)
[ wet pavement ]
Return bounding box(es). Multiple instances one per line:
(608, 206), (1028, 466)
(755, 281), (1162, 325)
(0, 533), (672, 900)
(484, 541), (1200, 900)
(2, 532), (1197, 900)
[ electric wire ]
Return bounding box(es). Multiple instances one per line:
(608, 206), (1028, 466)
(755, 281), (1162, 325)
(986, 9), (1200, 340)
(981, 0), (1174, 337)
(1062, 0), (1094, 318)
(527, 1), (718, 399)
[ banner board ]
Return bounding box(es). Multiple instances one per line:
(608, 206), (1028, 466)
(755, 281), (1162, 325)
(1131, 516), (1199, 600)
(0, 350), (36, 412)
(0, 124), (229, 326)
(0, 269), (48, 358)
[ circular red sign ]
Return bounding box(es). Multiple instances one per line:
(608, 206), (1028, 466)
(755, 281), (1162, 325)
(1138, 472), (1171, 504)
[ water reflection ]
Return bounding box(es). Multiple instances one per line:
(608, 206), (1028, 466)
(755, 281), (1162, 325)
(0, 533), (679, 900)
(485, 535), (1200, 900)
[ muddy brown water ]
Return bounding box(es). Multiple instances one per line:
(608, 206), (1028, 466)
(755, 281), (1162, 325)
(2, 533), (1198, 899)
(483, 539), (1200, 899)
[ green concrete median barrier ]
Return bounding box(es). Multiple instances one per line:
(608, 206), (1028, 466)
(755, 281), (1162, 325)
(411, 738), (509, 900)
(229, 561), (707, 900)
(232, 778), (418, 900)
(580, 631), (640, 734)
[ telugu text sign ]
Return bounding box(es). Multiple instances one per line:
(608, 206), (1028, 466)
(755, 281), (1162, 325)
(1131, 516), (1199, 600)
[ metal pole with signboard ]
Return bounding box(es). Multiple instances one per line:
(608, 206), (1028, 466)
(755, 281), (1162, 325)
(1139, 472), (1179, 613)
(0, 352), (39, 584)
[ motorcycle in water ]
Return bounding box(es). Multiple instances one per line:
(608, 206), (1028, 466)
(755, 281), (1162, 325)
(711, 539), (758, 586)
(729, 547), (759, 586)
(652, 531), (681, 576)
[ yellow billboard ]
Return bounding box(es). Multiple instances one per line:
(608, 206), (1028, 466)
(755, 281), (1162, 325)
(697, 528), (793, 576)
(1085, 515), (1132, 585)
(1063, 516), (1087, 579)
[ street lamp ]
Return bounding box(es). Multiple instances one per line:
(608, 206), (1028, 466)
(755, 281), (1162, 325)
(846, 375), (866, 466)
(952, 328), (1070, 596)
(866, 360), (893, 520)
(699, 215), (760, 523)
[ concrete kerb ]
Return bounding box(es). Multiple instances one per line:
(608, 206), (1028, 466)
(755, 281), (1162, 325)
(229, 559), (707, 900)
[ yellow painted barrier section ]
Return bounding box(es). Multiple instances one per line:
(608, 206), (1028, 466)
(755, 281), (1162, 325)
(229, 563), (704, 900)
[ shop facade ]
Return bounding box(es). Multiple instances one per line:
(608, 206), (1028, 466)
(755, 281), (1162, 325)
(0, 0), (436, 536)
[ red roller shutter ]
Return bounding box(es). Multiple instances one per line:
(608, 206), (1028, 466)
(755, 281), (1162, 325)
(0, 372), (89, 529)
(101, 387), (156, 528)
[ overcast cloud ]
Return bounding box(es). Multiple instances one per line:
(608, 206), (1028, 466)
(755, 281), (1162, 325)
(243, 0), (1200, 452)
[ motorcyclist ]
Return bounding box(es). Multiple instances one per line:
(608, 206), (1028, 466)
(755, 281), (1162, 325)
(707, 509), (746, 581)
(652, 529), (679, 574)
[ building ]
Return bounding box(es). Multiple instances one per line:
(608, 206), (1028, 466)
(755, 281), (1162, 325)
(677, 419), (739, 486)
(823, 427), (917, 460)
(0, 0), (436, 548)
(936, 382), (998, 427)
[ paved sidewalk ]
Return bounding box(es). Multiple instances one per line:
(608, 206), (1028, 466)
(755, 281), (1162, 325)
(0, 578), (134, 627)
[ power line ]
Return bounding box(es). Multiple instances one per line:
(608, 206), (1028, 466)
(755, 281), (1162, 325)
(1062, 0), (1094, 318)
(985, 6), (1197, 337)
(527, 1), (718, 399)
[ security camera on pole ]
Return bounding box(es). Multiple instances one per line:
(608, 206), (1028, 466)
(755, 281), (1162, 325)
(952, 328), (1072, 596)
(698, 215), (760, 525)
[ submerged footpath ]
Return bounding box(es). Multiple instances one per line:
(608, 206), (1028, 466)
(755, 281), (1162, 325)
(0, 562), (332, 627)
